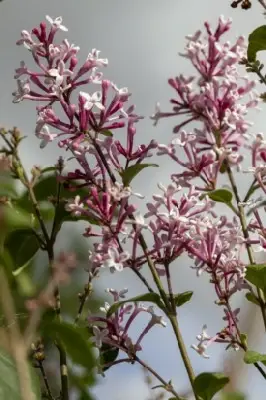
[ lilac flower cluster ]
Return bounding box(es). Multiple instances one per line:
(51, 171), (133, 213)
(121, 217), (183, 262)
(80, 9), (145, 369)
(13, 14), (265, 362)
(154, 16), (259, 191)
(90, 288), (166, 358)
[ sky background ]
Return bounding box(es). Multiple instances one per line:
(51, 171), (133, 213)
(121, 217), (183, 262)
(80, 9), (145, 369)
(1, 0), (266, 399)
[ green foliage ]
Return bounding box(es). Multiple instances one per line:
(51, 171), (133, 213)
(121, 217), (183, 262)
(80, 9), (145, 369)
(100, 130), (113, 137)
(207, 189), (233, 204)
(245, 292), (260, 306)
(0, 347), (41, 399)
(0, 172), (18, 199)
(5, 229), (40, 271)
(244, 350), (266, 364)
(173, 291), (193, 307)
(3, 206), (33, 230)
(194, 372), (229, 400)
(245, 264), (266, 291)
(41, 321), (95, 370)
(106, 292), (165, 317)
(222, 393), (245, 400)
(247, 26), (266, 61)
(240, 333), (248, 349)
(99, 343), (119, 371)
(17, 174), (87, 210)
(120, 163), (159, 186)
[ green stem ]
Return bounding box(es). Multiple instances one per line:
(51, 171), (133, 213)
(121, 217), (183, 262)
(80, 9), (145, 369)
(38, 361), (55, 400)
(92, 139), (197, 398)
(168, 315), (199, 399)
(225, 162), (266, 330)
(135, 355), (183, 399)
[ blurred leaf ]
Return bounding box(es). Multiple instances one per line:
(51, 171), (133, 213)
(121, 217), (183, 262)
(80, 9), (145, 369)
(222, 393), (245, 400)
(40, 166), (58, 174)
(0, 176), (18, 199)
(3, 206), (33, 230)
(101, 130), (113, 137)
(194, 372), (229, 400)
(207, 189), (233, 204)
(244, 350), (266, 364)
(173, 291), (193, 307)
(42, 321), (95, 369)
(0, 249), (13, 279)
(68, 370), (95, 400)
(38, 201), (55, 222)
(245, 292), (260, 306)
(13, 266), (36, 297)
(245, 264), (266, 291)
(248, 25), (266, 61)
(0, 347), (41, 399)
(107, 293), (165, 317)
(120, 163), (159, 186)
(240, 333), (248, 349)
(100, 343), (119, 371)
(5, 229), (40, 271)
(17, 175), (88, 210)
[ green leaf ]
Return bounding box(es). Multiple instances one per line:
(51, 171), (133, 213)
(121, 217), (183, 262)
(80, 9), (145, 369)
(40, 166), (59, 174)
(38, 201), (55, 222)
(222, 393), (245, 400)
(194, 372), (229, 400)
(5, 229), (40, 271)
(101, 130), (113, 137)
(240, 333), (248, 349)
(245, 264), (266, 291)
(67, 370), (95, 400)
(207, 189), (233, 204)
(248, 25), (266, 61)
(244, 350), (266, 364)
(15, 269), (36, 297)
(0, 171), (18, 199)
(17, 175), (88, 210)
(0, 181), (18, 199)
(173, 291), (193, 307)
(107, 293), (165, 317)
(245, 292), (260, 306)
(100, 343), (119, 371)
(3, 206), (33, 230)
(0, 347), (41, 399)
(41, 321), (95, 369)
(120, 164), (159, 186)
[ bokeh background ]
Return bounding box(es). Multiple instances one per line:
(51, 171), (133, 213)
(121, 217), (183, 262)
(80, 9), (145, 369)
(1, 0), (266, 398)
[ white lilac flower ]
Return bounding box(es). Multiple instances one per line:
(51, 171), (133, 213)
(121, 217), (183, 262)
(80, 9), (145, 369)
(99, 302), (110, 314)
(12, 79), (30, 103)
(65, 195), (84, 216)
(102, 247), (130, 272)
(92, 326), (109, 348)
(80, 91), (105, 111)
(46, 16), (68, 32)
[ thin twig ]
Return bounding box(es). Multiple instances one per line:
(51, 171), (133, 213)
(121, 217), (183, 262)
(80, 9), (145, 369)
(135, 355), (182, 400)
(38, 360), (55, 400)
(74, 278), (93, 325)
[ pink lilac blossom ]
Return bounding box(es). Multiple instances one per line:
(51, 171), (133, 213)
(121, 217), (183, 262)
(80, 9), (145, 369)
(13, 15), (259, 360)
(153, 15), (259, 190)
(89, 289), (166, 357)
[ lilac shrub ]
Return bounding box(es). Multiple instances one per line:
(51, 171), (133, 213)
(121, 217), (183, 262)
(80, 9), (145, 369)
(5, 10), (266, 400)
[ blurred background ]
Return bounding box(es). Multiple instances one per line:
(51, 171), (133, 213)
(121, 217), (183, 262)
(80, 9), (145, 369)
(1, 0), (266, 398)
